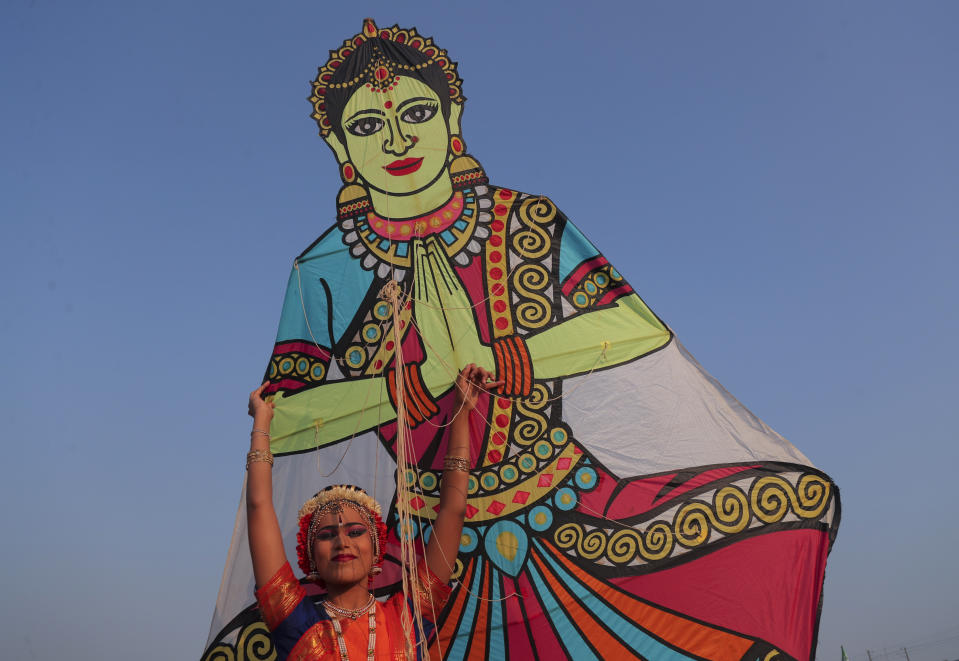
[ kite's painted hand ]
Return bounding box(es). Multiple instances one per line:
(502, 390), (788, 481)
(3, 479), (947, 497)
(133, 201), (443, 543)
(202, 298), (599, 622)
(412, 238), (494, 397)
(454, 363), (503, 413)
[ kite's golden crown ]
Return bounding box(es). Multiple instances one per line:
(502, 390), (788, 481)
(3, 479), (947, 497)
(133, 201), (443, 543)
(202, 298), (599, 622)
(309, 18), (465, 137)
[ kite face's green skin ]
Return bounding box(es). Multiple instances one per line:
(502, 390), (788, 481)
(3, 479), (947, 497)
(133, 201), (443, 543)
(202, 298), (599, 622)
(341, 77), (450, 198)
(325, 76), (464, 219)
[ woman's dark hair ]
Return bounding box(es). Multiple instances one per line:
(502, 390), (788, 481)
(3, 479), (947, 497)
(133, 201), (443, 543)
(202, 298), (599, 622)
(325, 37), (454, 145)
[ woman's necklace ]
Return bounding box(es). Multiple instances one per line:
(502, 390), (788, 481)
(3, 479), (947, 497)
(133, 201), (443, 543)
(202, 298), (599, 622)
(326, 601), (376, 661)
(323, 593), (375, 619)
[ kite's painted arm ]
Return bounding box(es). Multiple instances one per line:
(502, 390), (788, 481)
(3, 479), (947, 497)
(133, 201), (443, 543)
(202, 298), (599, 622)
(246, 383), (286, 588)
(425, 365), (501, 583)
(269, 376), (397, 454)
(526, 294), (671, 379)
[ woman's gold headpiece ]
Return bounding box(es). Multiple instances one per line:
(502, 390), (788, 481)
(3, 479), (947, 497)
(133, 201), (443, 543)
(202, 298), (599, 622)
(309, 18), (465, 136)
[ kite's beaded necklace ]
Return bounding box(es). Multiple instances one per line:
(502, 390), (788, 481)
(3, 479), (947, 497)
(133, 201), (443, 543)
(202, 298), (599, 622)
(326, 601), (376, 661)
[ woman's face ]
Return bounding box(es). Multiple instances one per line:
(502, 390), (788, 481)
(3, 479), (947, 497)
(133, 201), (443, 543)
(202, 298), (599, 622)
(341, 75), (450, 197)
(312, 507), (375, 587)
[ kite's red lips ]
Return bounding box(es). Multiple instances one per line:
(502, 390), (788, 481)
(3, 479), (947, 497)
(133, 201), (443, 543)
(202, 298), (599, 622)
(384, 157), (423, 176)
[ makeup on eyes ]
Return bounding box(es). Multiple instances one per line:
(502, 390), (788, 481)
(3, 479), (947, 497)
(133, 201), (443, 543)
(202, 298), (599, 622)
(315, 522), (369, 540)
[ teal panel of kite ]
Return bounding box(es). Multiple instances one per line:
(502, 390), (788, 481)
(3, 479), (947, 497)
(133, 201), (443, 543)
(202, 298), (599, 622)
(204, 18), (839, 661)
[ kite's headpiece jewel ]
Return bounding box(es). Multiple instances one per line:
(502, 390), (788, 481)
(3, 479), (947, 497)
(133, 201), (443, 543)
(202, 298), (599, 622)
(296, 484), (388, 582)
(309, 18), (465, 138)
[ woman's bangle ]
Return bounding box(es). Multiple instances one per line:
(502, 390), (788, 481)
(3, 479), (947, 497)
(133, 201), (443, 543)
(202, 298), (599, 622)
(246, 449), (274, 469)
(251, 428), (270, 438)
(443, 456), (470, 473)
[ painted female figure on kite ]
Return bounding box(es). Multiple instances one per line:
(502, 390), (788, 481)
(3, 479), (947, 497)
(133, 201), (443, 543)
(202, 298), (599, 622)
(205, 19), (839, 661)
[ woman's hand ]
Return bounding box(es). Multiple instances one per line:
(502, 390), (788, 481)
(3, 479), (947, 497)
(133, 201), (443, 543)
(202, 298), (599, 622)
(454, 364), (503, 412)
(248, 382), (275, 427)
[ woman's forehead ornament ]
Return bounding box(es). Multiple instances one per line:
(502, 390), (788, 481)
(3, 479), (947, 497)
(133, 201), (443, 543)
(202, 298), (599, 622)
(298, 484), (383, 519)
(308, 17), (465, 136)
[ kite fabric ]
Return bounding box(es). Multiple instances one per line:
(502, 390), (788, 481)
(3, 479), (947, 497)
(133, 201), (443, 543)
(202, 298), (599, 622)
(205, 19), (839, 661)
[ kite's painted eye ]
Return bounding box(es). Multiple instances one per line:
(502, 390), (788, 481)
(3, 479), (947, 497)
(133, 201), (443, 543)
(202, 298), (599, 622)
(400, 102), (438, 124)
(347, 116), (385, 136)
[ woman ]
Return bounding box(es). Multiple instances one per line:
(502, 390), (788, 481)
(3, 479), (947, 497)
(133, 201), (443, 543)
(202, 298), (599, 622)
(247, 364), (500, 660)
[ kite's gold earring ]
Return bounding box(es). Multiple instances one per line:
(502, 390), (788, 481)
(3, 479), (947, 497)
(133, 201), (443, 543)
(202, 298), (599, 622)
(336, 162), (372, 218)
(447, 135), (487, 190)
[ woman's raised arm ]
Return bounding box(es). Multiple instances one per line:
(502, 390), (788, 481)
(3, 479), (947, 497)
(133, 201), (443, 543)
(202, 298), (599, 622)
(425, 365), (501, 583)
(246, 383), (286, 588)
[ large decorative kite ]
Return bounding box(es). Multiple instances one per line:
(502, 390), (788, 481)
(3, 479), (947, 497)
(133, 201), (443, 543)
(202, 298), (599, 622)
(205, 19), (839, 661)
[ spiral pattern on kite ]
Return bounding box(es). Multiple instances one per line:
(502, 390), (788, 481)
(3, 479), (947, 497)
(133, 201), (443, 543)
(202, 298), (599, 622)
(513, 199), (554, 259)
(513, 264), (552, 328)
(675, 503), (712, 548)
(712, 485), (751, 534)
(795, 474), (831, 518)
(201, 645), (235, 661)
(552, 471), (832, 567)
(750, 476), (792, 524)
(237, 622), (275, 661)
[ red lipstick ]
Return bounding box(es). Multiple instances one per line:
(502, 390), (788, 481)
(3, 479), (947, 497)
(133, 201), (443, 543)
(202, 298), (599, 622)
(384, 157), (423, 176)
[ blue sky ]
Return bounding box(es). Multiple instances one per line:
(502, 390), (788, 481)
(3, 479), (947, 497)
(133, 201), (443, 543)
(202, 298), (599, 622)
(2, 2), (957, 660)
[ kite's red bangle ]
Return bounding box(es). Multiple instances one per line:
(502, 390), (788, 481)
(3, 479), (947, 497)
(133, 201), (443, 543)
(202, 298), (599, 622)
(492, 335), (533, 397)
(386, 362), (439, 426)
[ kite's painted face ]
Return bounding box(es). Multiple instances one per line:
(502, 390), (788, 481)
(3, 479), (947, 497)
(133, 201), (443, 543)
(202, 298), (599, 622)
(341, 75), (450, 197)
(311, 508), (376, 587)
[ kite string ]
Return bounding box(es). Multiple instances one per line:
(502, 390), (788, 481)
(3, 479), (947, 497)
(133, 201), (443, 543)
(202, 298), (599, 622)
(377, 283), (522, 611)
(382, 280), (432, 661)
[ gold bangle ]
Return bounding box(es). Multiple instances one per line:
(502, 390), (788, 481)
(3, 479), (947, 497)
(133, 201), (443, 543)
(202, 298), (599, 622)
(443, 456), (470, 472)
(246, 449), (274, 469)
(251, 428), (270, 438)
